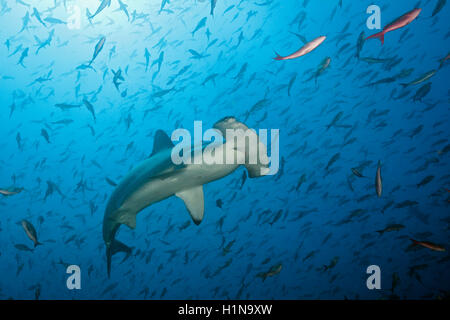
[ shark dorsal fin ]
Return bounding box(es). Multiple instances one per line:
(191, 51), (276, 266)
(151, 130), (174, 157)
(175, 186), (204, 225)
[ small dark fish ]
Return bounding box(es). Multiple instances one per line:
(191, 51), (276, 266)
(351, 168), (365, 178)
(395, 200), (418, 208)
(89, 0), (112, 20)
(192, 17), (207, 37)
(18, 48), (29, 67)
(410, 125), (423, 138)
(41, 129), (50, 144)
(256, 264), (282, 281)
(376, 224), (405, 235)
(105, 177), (117, 187)
(355, 31), (365, 58)
(269, 210), (283, 226)
(83, 99), (96, 122)
(326, 111), (343, 130)
(287, 74), (297, 96)
(76, 64), (96, 72)
(322, 256), (339, 271)
(144, 48), (150, 72)
(112, 69), (124, 91)
(55, 103), (81, 110)
(360, 56), (394, 64)
(432, 0), (447, 17)
(295, 174), (306, 191)
(14, 244), (34, 252)
(16, 132), (22, 150)
(381, 200), (395, 213)
(222, 239), (235, 255)
(290, 31), (308, 44)
(413, 83), (431, 102)
(21, 220), (42, 247)
(44, 17), (67, 25)
(325, 153), (340, 171)
(178, 220), (191, 231)
(52, 119), (74, 125)
(32, 7), (46, 27)
(417, 175), (434, 188)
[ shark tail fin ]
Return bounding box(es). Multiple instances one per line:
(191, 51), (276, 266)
(106, 239), (132, 278)
(213, 117), (272, 178)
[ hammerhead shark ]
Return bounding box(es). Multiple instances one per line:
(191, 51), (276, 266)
(103, 117), (271, 277)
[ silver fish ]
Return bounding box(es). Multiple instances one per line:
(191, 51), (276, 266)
(375, 161), (382, 197)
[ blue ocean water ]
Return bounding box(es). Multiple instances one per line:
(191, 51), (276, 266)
(0, 0), (449, 300)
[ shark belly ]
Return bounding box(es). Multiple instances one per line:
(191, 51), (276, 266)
(103, 146), (242, 244)
(117, 162), (240, 226)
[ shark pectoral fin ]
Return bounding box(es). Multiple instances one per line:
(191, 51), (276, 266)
(176, 186), (204, 225)
(117, 212), (136, 229)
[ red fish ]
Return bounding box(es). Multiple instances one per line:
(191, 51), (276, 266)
(410, 239), (445, 252)
(274, 36), (326, 61)
(366, 8), (421, 45)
